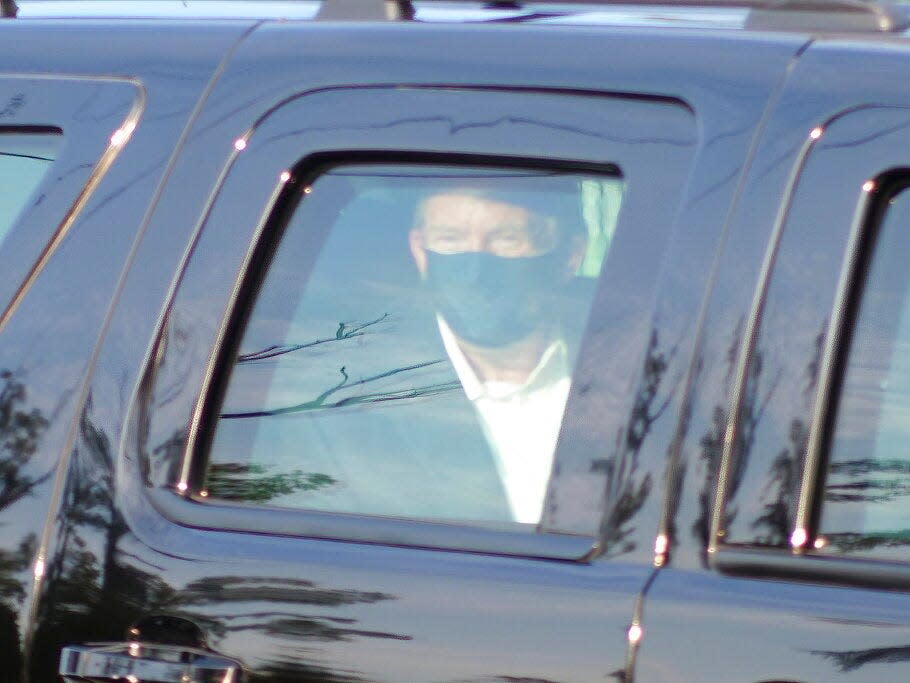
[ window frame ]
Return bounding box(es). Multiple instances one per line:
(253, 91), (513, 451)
(155, 154), (623, 562)
(0, 126), (62, 244)
(0, 78), (142, 324)
(195, 155), (622, 527)
(135, 85), (698, 561)
(710, 104), (910, 589)
(714, 173), (910, 591)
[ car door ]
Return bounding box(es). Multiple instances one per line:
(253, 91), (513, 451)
(0, 75), (141, 683)
(0, 21), (260, 680)
(37, 20), (804, 683)
(636, 37), (910, 683)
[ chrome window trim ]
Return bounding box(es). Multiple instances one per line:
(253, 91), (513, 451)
(147, 488), (598, 561)
(710, 106), (910, 577)
(709, 106), (879, 556)
(175, 137), (279, 493)
(652, 39), (799, 568)
(0, 74), (145, 335)
(712, 545), (910, 591)
(708, 118), (826, 555)
(792, 171), (880, 550)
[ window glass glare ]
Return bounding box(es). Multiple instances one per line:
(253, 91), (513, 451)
(821, 188), (910, 558)
(0, 132), (61, 244)
(205, 164), (623, 528)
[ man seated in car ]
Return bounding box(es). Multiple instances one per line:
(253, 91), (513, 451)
(408, 183), (588, 523)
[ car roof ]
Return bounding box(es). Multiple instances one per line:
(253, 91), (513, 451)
(6, 0), (910, 35)
(9, 0), (744, 27)
(0, 0), (910, 31)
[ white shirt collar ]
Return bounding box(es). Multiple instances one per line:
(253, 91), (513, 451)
(436, 315), (569, 401)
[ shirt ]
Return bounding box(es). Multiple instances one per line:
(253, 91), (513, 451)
(437, 317), (572, 524)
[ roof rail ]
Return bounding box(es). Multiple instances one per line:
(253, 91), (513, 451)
(316, 0), (414, 20)
(1, 0), (17, 18)
(746, 0), (908, 32)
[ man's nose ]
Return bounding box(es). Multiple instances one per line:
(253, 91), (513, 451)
(472, 237), (490, 252)
(460, 233), (487, 253)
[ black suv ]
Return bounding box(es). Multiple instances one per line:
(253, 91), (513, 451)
(4, 1), (910, 681)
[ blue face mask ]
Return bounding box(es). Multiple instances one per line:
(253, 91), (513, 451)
(425, 250), (563, 348)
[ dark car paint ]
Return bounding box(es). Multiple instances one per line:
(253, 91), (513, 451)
(640, 40), (910, 682)
(119, 73), (700, 680)
(106, 25), (798, 683)
(0, 21), (257, 682)
(0, 11), (906, 683)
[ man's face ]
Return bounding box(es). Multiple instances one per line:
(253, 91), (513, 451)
(409, 191), (583, 350)
(410, 192), (559, 273)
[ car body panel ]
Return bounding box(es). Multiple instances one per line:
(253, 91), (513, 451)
(10, 19), (806, 682)
(0, 20), (256, 680)
(639, 37), (910, 683)
(6, 8), (910, 683)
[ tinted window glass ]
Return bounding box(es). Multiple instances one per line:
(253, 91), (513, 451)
(0, 131), (61, 245)
(821, 187), (910, 558)
(204, 163), (622, 528)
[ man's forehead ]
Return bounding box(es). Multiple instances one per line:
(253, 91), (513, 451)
(419, 192), (533, 228)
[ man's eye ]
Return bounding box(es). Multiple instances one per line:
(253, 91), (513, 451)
(429, 234), (467, 252)
(490, 234), (529, 251)
(436, 235), (462, 246)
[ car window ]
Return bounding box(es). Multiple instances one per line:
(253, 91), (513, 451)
(819, 185), (910, 559)
(0, 130), (61, 244)
(203, 163), (622, 529)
